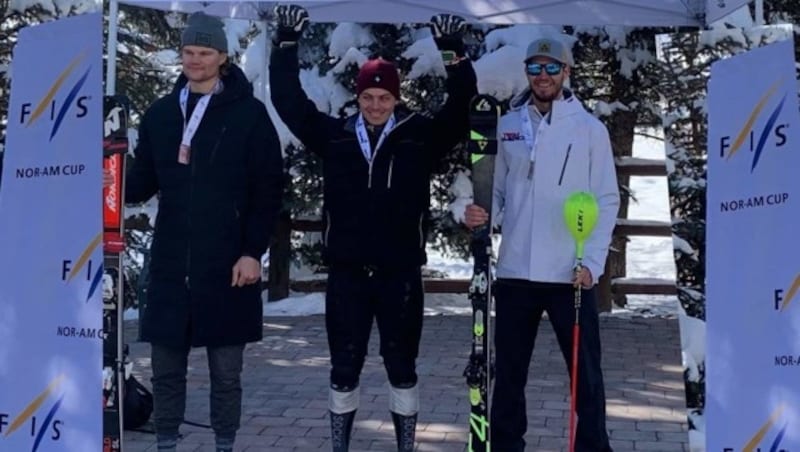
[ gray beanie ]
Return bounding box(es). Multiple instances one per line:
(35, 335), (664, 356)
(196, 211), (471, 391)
(181, 12), (228, 53)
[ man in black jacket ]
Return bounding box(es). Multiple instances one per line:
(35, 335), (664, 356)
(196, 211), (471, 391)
(123, 12), (283, 452)
(270, 5), (477, 451)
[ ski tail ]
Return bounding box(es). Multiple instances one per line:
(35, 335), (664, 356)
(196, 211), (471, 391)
(102, 94), (130, 452)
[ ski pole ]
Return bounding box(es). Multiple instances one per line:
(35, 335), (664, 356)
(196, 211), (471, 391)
(563, 191), (599, 452)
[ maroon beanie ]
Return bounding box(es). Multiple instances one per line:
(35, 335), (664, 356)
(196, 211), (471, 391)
(356, 58), (400, 99)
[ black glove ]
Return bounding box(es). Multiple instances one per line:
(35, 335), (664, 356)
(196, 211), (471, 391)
(273, 4), (309, 45)
(429, 13), (468, 58)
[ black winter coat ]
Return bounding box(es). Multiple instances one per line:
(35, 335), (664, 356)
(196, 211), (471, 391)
(270, 45), (477, 269)
(126, 64), (283, 348)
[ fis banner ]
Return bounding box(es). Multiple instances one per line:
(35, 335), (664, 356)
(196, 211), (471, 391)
(0, 13), (103, 452)
(706, 38), (800, 451)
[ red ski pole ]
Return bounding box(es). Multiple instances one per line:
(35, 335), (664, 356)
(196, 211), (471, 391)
(569, 264), (582, 452)
(563, 191), (599, 452)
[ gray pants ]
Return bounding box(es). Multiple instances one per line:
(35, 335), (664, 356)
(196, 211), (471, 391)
(151, 343), (245, 449)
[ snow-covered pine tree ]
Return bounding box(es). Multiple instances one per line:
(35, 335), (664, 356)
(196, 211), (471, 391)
(763, 0), (800, 80)
(568, 26), (665, 309)
(111, 5), (183, 119)
(269, 21), (334, 295)
(277, 21), (474, 271)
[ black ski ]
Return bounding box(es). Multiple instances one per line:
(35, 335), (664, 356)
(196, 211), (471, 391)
(102, 95), (129, 452)
(463, 94), (501, 452)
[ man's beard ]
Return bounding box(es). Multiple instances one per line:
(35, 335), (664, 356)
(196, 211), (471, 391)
(532, 87), (562, 103)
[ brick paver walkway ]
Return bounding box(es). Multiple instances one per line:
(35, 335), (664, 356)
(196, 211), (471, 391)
(123, 313), (688, 451)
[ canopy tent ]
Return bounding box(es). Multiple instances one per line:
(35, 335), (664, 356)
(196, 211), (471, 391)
(117, 0), (751, 26)
(106, 0), (754, 93)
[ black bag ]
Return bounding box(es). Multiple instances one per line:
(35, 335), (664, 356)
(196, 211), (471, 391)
(123, 374), (153, 430)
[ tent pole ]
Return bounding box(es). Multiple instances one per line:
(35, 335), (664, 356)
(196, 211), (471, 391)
(754, 0), (764, 25)
(106, 0), (119, 95)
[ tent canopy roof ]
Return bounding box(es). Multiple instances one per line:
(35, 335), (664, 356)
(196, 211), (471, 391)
(118, 0), (749, 27)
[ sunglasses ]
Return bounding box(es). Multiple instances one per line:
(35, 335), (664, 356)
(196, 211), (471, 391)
(526, 62), (563, 76)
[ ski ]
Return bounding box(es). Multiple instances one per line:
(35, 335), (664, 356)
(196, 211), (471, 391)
(463, 94), (501, 452)
(102, 94), (129, 452)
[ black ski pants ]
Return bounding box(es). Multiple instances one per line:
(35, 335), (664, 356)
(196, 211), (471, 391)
(325, 265), (424, 391)
(490, 279), (612, 452)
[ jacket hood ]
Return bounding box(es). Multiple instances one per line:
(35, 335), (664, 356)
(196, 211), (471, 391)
(172, 63), (254, 106)
(509, 87), (584, 122)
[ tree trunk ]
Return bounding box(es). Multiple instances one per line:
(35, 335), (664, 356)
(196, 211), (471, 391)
(599, 84), (637, 311)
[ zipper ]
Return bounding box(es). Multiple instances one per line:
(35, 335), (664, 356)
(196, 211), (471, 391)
(209, 126), (226, 163)
(387, 156), (394, 189)
(418, 214), (424, 248)
(368, 158), (374, 189)
(366, 113), (415, 190)
(185, 141), (196, 289)
(558, 144), (572, 186)
(324, 211), (331, 245)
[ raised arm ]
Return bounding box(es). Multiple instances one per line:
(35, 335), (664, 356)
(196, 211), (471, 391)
(242, 101), (284, 260)
(426, 14), (478, 163)
(269, 4), (332, 156)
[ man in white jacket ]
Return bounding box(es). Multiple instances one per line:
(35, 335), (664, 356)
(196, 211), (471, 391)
(465, 37), (619, 451)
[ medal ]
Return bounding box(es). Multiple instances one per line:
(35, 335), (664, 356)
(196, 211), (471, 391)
(178, 144), (191, 165)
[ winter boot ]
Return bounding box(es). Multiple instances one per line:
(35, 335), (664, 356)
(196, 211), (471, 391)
(330, 410), (356, 452)
(389, 383), (419, 452)
(391, 411), (417, 451)
(329, 386), (359, 451)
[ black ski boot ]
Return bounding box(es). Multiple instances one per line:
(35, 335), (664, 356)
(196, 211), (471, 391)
(330, 410), (356, 452)
(391, 412), (417, 452)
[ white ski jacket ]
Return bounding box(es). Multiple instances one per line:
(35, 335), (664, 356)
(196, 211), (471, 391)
(492, 88), (620, 285)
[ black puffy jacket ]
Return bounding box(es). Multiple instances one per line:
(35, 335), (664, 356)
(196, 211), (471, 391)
(126, 64), (283, 348)
(270, 45), (477, 269)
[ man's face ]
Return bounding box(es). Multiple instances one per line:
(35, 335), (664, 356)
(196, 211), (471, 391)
(358, 88), (398, 126)
(181, 45), (227, 83)
(525, 56), (570, 103)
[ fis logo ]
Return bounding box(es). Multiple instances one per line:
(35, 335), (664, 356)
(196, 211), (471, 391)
(0, 375), (65, 452)
(774, 273), (800, 312)
(62, 232), (103, 302)
(18, 52), (92, 141)
(723, 404), (788, 452)
(719, 78), (789, 173)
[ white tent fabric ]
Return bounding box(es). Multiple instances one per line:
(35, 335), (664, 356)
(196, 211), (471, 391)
(106, 0), (751, 94)
(118, 0), (750, 26)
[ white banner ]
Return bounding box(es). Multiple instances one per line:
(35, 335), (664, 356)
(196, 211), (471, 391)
(0, 13), (103, 452)
(706, 38), (800, 451)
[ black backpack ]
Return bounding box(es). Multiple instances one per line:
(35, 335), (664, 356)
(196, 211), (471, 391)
(123, 374), (153, 430)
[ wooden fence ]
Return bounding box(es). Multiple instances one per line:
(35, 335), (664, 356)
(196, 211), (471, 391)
(267, 156), (677, 311)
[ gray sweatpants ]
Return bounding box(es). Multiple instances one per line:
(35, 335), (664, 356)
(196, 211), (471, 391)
(151, 343), (245, 450)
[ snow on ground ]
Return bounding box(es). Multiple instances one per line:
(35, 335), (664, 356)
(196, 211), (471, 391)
(614, 133), (679, 318)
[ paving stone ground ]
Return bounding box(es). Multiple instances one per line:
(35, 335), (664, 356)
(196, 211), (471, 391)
(123, 312), (688, 451)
